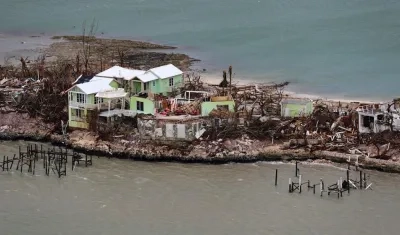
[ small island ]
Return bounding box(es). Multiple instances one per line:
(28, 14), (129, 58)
(1, 35), (400, 174)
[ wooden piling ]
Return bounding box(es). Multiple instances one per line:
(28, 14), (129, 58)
(275, 169), (278, 186)
(299, 175), (302, 193)
(289, 178), (292, 193)
(359, 171), (363, 189)
(346, 170), (350, 194)
(32, 155), (36, 175)
(364, 172), (367, 189)
(320, 181), (323, 197)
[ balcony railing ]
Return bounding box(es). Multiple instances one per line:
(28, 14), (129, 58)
(69, 101), (117, 110)
(70, 116), (86, 122)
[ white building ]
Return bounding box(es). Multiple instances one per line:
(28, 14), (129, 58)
(357, 104), (400, 133)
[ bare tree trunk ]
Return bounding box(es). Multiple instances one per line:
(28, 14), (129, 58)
(81, 19), (98, 75)
(117, 46), (125, 67)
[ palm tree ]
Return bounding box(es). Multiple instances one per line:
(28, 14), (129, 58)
(219, 70), (228, 95)
(228, 65), (232, 94)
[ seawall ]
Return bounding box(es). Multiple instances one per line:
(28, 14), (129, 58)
(1, 130), (399, 173)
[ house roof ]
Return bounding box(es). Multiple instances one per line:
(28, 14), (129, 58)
(90, 76), (114, 82)
(149, 64), (183, 79)
(136, 72), (159, 82)
(76, 77), (115, 94)
(96, 66), (145, 81)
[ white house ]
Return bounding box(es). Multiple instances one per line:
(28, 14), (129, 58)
(67, 76), (133, 129)
(357, 104), (400, 133)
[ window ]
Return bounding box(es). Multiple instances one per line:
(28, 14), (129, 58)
(363, 116), (374, 128)
(144, 82), (148, 91)
(75, 109), (83, 118)
(76, 93), (85, 103)
(152, 81), (156, 86)
(95, 97), (103, 104)
(137, 101), (144, 111)
(169, 77), (174, 87)
(217, 105), (229, 111)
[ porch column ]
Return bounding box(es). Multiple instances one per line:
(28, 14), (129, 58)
(108, 99), (111, 116)
(141, 82), (144, 92)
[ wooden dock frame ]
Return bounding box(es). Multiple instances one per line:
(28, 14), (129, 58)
(1, 144), (94, 178)
(16, 146), (36, 175)
(1, 155), (15, 171)
(72, 152), (93, 171)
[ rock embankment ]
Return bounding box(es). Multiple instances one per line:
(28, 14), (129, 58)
(1, 123), (400, 173)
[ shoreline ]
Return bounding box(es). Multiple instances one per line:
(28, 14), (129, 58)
(199, 72), (388, 104)
(1, 129), (399, 173)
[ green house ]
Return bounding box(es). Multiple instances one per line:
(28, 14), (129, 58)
(96, 66), (146, 96)
(132, 64), (183, 95)
(95, 64), (183, 97)
(280, 99), (314, 117)
(128, 64), (184, 114)
(67, 77), (120, 129)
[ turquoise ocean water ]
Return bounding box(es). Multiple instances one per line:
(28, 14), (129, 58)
(1, 0), (400, 100)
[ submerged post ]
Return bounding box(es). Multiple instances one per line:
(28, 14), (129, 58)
(320, 180), (323, 197)
(289, 178), (292, 193)
(364, 172), (367, 188)
(360, 171), (363, 189)
(295, 161), (298, 177)
(32, 155), (36, 175)
(321, 178), (324, 191)
(275, 169), (278, 186)
(347, 170), (350, 194)
(347, 155), (351, 170)
(299, 175), (302, 193)
(355, 156), (359, 171)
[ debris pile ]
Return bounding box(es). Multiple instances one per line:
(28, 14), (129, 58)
(175, 100), (201, 115)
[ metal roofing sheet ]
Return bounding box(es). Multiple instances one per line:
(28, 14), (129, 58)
(76, 77), (114, 94)
(96, 66), (145, 80)
(136, 72), (158, 82)
(149, 64), (183, 79)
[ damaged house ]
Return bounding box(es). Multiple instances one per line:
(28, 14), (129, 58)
(280, 99), (313, 117)
(357, 104), (400, 133)
(67, 64), (184, 129)
(137, 115), (207, 142)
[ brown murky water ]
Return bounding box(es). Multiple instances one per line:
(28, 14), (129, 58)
(1, 140), (400, 235)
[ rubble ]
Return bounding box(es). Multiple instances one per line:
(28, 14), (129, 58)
(2, 58), (400, 172)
